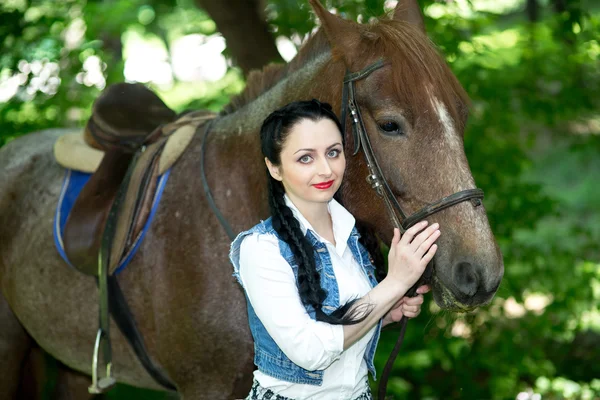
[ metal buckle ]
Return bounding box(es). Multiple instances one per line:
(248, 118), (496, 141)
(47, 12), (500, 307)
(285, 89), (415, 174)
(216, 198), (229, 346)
(471, 198), (482, 207)
(366, 174), (381, 189)
(366, 174), (385, 198)
(350, 108), (359, 124)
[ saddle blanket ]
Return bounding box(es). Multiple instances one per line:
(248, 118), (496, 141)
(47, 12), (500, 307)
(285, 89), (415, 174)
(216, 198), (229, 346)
(53, 168), (171, 274)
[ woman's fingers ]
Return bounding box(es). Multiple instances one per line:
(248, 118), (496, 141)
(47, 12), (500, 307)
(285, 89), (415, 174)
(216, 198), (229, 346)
(411, 222), (439, 248)
(420, 243), (438, 266)
(388, 222), (440, 291)
(391, 228), (400, 247)
(403, 310), (420, 318)
(401, 303), (421, 318)
(392, 297), (404, 309)
(403, 294), (424, 306)
(413, 227), (441, 258)
(399, 294), (426, 318)
(399, 221), (429, 246)
(416, 285), (431, 294)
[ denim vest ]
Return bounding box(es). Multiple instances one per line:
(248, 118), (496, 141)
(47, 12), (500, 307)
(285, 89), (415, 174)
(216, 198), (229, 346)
(229, 217), (382, 386)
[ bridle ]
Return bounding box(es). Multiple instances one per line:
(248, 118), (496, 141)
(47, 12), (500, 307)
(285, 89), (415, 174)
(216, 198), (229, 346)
(341, 58), (484, 234)
(340, 59), (484, 400)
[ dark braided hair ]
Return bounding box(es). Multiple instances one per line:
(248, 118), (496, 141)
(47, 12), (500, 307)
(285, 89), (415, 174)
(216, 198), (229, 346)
(260, 99), (374, 325)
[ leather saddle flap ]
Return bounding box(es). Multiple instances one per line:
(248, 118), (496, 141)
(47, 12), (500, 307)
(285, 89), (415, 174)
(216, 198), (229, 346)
(62, 138), (164, 276)
(58, 87), (215, 276)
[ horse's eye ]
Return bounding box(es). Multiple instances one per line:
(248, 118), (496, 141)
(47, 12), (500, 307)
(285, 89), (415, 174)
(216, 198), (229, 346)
(378, 121), (403, 135)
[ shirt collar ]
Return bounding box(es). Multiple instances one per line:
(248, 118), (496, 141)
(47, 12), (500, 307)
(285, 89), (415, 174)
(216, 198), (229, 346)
(284, 194), (355, 257)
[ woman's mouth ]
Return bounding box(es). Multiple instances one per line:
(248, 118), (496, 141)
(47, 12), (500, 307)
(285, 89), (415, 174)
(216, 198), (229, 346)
(312, 180), (334, 190)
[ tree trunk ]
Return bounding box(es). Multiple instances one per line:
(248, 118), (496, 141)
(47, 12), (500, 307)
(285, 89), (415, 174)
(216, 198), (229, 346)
(526, 0), (540, 22)
(552, 0), (566, 13)
(195, 0), (283, 75)
(100, 32), (125, 84)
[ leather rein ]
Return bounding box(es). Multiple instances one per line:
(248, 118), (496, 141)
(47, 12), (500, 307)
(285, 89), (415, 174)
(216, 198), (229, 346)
(340, 59), (484, 399)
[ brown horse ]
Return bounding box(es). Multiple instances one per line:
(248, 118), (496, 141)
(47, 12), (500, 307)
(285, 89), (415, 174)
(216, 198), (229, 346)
(0, 0), (503, 398)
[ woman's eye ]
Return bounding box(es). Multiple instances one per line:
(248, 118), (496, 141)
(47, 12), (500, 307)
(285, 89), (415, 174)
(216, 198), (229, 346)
(378, 121), (403, 135)
(327, 149), (341, 158)
(298, 155), (312, 164)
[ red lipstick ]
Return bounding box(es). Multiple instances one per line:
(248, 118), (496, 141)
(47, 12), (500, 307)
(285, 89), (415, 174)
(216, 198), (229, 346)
(313, 180), (334, 190)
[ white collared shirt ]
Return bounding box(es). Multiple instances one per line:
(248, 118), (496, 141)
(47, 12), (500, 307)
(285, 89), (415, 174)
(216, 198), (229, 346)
(239, 195), (376, 399)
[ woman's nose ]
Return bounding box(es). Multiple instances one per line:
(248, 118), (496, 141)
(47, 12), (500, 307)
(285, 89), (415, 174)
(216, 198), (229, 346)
(318, 159), (332, 176)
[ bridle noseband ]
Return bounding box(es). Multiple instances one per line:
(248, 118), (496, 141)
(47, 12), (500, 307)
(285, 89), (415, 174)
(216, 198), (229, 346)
(340, 58), (484, 234)
(340, 59), (484, 400)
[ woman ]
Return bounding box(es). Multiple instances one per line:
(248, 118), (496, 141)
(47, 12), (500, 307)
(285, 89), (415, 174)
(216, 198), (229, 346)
(229, 100), (439, 400)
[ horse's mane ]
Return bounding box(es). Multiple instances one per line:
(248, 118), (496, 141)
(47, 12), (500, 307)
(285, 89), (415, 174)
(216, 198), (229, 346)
(368, 19), (470, 126)
(222, 30), (331, 114)
(222, 17), (469, 125)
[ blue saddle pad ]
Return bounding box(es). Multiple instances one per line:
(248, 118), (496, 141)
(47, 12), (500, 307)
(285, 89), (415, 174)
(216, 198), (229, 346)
(53, 169), (171, 274)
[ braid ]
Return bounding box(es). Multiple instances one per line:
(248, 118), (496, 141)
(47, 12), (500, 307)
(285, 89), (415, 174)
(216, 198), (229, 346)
(269, 178), (326, 309)
(267, 177), (369, 325)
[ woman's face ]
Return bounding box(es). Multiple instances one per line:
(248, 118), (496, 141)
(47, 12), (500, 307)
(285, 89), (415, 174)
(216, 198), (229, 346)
(266, 117), (346, 208)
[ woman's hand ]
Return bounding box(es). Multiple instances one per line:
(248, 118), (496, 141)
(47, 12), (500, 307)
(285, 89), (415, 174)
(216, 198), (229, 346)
(382, 285), (431, 327)
(341, 222), (439, 349)
(385, 221), (440, 295)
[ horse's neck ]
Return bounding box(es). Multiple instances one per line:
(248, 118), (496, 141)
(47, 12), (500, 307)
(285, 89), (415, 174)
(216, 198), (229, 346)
(213, 53), (337, 136)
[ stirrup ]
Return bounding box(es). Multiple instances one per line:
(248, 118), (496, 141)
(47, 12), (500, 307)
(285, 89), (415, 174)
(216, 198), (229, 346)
(88, 329), (117, 394)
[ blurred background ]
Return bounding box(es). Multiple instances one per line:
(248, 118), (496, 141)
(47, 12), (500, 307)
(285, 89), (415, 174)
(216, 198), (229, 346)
(1, 0), (598, 399)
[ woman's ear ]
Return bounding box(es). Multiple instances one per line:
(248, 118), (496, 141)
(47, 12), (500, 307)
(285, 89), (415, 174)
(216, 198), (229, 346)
(265, 157), (283, 181)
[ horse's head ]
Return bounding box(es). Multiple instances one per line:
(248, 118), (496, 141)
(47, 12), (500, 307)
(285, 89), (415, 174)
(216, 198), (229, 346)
(309, 0), (503, 311)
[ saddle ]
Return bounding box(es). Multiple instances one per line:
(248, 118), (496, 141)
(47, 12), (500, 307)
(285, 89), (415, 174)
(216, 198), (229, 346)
(52, 82), (216, 393)
(54, 83), (215, 276)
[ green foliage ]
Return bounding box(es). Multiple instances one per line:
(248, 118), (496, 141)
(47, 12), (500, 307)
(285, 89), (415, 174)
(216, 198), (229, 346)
(1, 0), (598, 399)
(368, 2), (600, 399)
(0, 0), (98, 146)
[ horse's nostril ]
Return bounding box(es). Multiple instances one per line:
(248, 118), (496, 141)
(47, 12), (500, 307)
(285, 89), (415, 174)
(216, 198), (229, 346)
(453, 261), (479, 297)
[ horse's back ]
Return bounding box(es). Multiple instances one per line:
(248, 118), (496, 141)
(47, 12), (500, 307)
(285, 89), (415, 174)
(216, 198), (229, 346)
(0, 129), (70, 273)
(0, 128), (68, 196)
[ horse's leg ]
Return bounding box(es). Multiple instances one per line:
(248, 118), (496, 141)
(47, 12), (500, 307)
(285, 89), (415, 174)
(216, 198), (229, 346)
(0, 290), (33, 399)
(22, 347), (103, 400)
(53, 364), (99, 400)
(18, 346), (47, 399)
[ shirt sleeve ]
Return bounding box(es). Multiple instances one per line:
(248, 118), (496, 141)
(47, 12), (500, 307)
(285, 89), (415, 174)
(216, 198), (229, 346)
(239, 233), (345, 371)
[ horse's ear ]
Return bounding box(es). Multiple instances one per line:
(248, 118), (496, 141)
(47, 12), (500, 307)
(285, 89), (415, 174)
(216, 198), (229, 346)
(393, 0), (426, 33)
(308, 0), (360, 64)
